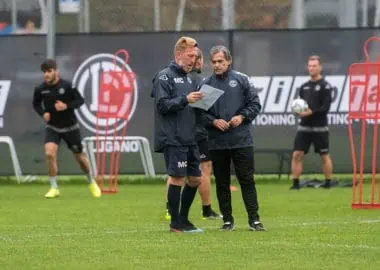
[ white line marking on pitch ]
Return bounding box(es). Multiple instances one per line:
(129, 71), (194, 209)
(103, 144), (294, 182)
(280, 219), (380, 227)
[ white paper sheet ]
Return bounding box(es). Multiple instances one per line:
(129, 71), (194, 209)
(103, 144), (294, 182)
(189, 84), (224, 111)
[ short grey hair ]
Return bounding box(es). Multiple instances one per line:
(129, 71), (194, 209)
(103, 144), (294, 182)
(209, 45), (232, 61)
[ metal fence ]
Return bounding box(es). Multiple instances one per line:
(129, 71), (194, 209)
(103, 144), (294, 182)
(2, 0), (380, 36)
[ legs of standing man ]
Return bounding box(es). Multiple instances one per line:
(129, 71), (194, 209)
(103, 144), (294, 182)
(291, 131), (310, 189)
(316, 131), (333, 189)
(198, 160), (222, 219)
(291, 151), (304, 189)
(320, 154), (333, 188)
(167, 176), (185, 231)
(179, 176), (201, 230)
(197, 139), (221, 219)
(232, 147), (265, 231)
(164, 139), (221, 220)
(210, 149), (235, 230)
(164, 159), (221, 221)
(291, 131), (333, 189)
(165, 146), (202, 232)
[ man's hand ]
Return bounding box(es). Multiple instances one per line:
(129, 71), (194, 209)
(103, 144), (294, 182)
(298, 108), (312, 118)
(213, 119), (230, 131)
(43, 112), (50, 122)
(228, 115), (244, 128)
(186, 92), (204, 103)
(55, 100), (68, 111)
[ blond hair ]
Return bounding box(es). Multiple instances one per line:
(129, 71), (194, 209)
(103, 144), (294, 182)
(174, 36), (198, 54)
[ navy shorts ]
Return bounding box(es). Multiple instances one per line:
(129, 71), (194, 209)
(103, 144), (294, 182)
(294, 131), (329, 155)
(197, 139), (211, 163)
(163, 145), (202, 177)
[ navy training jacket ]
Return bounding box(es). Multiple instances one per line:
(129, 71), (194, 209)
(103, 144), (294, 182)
(201, 69), (261, 150)
(151, 61), (198, 152)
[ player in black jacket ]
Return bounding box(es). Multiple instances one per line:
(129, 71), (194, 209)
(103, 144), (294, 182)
(290, 55), (333, 189)
(33, 59), (101, 198)
(202, 45), (265, 231)
(152, 37), (204, 233)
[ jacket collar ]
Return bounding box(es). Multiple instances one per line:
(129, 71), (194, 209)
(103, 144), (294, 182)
(169, 61), (187, 76)
(215, 67), (232, 80)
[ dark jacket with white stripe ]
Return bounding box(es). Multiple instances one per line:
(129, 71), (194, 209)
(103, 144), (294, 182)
(201, 69), (261, 150)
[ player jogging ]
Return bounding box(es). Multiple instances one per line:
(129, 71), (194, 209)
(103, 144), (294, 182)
(32, 59), (102, 198)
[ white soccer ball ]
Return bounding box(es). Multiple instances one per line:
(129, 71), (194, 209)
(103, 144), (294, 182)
(291, 98), (308, 114)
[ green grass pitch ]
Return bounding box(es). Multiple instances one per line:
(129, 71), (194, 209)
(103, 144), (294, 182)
(0, 176), (379, 270)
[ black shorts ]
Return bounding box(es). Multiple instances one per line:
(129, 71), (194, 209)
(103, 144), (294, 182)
(163, 145), (202, 177)
(45, 127), (83, 153)
(294, 131), (329, 155)
(197, 139), (211, 163)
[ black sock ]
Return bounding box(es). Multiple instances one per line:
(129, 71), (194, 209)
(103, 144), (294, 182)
(167, 185), (182, 226)
(202, 204), (211, 215)
(293, 179), (299, 186)
(179, 184), (198, 222)
(325, 179), (331, 186)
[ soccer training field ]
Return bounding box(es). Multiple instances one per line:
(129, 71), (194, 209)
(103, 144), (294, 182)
(0, 178), (379, 270)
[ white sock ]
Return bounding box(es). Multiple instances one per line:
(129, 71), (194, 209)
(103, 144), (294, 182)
(86, 174), (94, 184)
(49, 176), (58, 189)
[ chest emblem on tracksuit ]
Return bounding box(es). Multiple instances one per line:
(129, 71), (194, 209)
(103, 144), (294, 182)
(229, 80), (237, 87)
(174, 77), (184, 84)
(159, 74), (168, 81)
(58, 88), (65, 94)
(315, 85), (321, 91)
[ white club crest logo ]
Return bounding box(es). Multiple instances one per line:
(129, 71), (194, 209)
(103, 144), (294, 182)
(59, 88), (65, 94)
(72, 53), (138, 134)
(315, 84), (321, 91)
(159, 74), (168, 81)
(229, 80), (237, 87)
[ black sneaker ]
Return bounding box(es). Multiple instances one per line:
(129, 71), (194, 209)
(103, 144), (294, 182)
(320, 181), (331, 189)
(290, 184), (300, 190)
(202, 209), (223, 220)
(220, 221), (235, 231)
(181, 220), (203, 233)
(249, 221), (266, 231)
